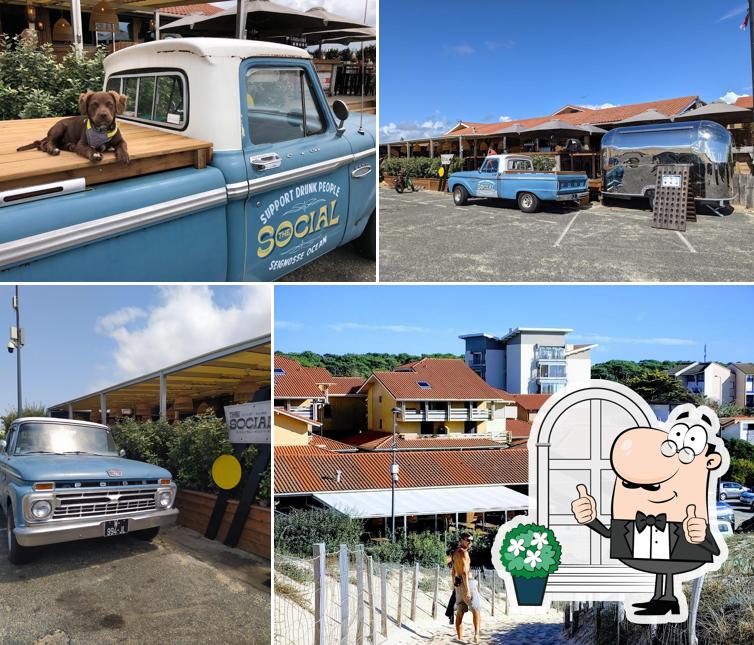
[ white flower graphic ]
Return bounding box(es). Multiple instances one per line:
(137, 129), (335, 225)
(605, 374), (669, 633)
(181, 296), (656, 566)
(524, 549), (542, 569)
(507, 538), (525, 557)
(530, 532), (548, 549)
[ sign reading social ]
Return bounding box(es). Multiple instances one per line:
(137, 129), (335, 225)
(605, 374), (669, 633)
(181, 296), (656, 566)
(224, 401), (272, 444)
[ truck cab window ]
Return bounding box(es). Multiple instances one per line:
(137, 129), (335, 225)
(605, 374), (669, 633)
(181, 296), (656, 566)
(508, 159), (533, 171)
(246, 67), (326, 145)
(106, 72), (186, 128)
(481, 159), (498, 173)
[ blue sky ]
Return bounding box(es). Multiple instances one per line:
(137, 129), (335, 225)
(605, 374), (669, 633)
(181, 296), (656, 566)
(379, 0), (753, 141)
(0, 286), (270, 415)
(275, 285), (754, 363)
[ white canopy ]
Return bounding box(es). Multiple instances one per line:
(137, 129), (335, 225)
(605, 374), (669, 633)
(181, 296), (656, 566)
(313, 485), (529, 519)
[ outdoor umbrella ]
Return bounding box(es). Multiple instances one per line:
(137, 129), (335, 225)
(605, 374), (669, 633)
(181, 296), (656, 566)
(617, 108), (671, 125)
(578, 123), (608, 134)
(161, 1), (349, 39)
(672, 102), (752, 125)
(495, 123), (525, 135)
(519, 119), (593, 138)
(304, 27), (376, 45)
(302, 6), (369, 31)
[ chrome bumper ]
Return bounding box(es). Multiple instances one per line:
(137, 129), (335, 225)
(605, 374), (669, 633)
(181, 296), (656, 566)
(556, 191), (589, 202)
(14, 508), (179, 547)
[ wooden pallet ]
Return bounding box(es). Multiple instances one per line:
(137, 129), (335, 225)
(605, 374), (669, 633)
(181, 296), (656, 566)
(0, 117), (213, 193)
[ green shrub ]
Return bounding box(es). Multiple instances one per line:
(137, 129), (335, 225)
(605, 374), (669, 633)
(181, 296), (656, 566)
(275, 508), (364, 556)
(532, 155), (557, 171)
(367, 539), (404, 563)
(727, 457), (754, 487)
(1, 403), (47, 434)
(404, 531), (447, 566)
(382, 156), (446, 179)
(0, 34), (106, 120)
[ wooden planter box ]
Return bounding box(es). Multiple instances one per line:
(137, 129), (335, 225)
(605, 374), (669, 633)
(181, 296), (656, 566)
(175, 489), (271, 560)
(382, 175), (443, 191)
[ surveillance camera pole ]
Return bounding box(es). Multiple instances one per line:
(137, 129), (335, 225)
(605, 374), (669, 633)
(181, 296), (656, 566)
(390, 407), (400, 541)
(12, 285), (22, 416)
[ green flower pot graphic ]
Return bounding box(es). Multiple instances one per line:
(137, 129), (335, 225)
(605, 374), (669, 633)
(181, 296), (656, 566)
(500, 523), (561, 606)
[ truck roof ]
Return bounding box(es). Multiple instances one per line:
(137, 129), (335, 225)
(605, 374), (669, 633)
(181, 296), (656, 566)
(106, 37), (312, 69)
(12, 417), (108, 429)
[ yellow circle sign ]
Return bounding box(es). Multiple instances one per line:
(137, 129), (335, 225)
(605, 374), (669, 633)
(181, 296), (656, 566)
(212, 454), (242, 490)
(438, 167), (445, 177)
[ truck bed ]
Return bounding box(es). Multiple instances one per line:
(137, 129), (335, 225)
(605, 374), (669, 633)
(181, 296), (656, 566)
(0, 118), (213, 193)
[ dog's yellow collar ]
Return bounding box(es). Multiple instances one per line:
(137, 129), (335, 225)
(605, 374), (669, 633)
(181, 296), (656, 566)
(86, 119), (118, 138)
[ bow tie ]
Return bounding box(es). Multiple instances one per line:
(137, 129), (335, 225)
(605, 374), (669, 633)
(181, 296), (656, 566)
(635, 511), (667, 532)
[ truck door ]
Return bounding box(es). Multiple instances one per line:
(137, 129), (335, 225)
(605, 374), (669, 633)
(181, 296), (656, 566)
(476, 157), (500, 198)
(240, 59), (352, 281)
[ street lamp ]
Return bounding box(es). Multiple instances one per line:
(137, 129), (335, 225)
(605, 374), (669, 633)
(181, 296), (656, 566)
(390, 406), (401, 541)
(7, 286), (24, 416)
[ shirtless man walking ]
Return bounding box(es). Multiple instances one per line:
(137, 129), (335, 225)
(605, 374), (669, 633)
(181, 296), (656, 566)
(451, 532), (481, 643)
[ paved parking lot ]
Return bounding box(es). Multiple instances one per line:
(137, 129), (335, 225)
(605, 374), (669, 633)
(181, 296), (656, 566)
(729, 497), (754, 530)
(279, 240), (375, 282)
(0, 509), (270, 645)
(379, 188), (754, 282)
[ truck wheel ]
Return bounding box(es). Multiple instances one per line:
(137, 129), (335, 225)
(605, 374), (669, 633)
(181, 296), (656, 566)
(517, 192), (540, 213)
(452, 185), (468, 206)
(355, 210), (376, 260)
(132, 527), (160, 541)
(6, 509), (30, 565)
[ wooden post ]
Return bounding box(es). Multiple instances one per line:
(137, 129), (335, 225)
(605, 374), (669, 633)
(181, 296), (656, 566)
(356, 545), (365, 645)
(366, 556), (376, 644)
(397, 566), (404, 627)
(432, 565), (440, 619)
(380, 563), (388, 636)
(339, 545), (349, 645)
(313, 543), (326, 645)
(688, 575), (705, 645)
(410, 561), (419, 622)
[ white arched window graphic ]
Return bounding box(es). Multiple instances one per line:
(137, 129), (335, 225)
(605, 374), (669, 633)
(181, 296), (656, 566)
(533, 383), (657, 598)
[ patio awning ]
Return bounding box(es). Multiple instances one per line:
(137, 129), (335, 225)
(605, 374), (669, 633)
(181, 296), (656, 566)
(618, 108), (671, 124)
(673, 102), (752, 124)
(312, 484), (529, 519)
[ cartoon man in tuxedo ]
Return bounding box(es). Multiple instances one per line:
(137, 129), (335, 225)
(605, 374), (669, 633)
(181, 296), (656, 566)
(571, 404), (725, 617)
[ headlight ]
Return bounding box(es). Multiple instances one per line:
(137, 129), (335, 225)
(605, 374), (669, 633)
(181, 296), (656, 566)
(31, 499), (52, 520)
(158, 491), (172, 508)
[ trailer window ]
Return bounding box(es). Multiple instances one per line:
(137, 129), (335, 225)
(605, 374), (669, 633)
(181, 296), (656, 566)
(105, 72), (187, 129)
(246, 67), (326, 145)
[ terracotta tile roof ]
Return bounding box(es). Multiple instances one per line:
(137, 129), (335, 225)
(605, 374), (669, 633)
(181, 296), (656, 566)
(161, 4), (222, 16)
(274, 447), (529, 494)
(275, 407), (322, 427)
(361, 358), (512, 401)
(736, 96), (753, 108)
(445, 96), (699, 138)
(327, 377), (366, 396)
(511, 394), (551, 411)
(309, 436), (359, 452)
(507, 419), (533, 439)
(274, 355), (325, 399)
(306, 366), (335, 383)
(342, 431), (508, 451)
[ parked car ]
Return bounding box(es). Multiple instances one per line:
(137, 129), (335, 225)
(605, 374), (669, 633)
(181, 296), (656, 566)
(716, 501), (735, 531)
(718, 480), (748, 500)
(735, 516), (754, 533)
(717, 521), (734, 539)
(447, 154), (588, 213)
(0, 417), (178, 564)
(739, 488), (754, 509)
(0, 38), (376, 281)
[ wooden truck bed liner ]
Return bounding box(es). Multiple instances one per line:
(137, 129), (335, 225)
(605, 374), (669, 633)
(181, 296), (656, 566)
(0, 118), (213, 193)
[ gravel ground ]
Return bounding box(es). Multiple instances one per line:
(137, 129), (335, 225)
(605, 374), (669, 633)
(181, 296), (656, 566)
(0, 508), (270, 645)
(379, 188), (754, 282)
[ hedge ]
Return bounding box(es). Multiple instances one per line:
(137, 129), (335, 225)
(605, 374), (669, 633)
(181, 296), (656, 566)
(383, 156), (464, 178)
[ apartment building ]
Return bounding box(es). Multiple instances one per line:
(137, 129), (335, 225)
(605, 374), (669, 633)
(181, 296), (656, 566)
(669, 362), (733, 403)
(729, 363), (754, 409)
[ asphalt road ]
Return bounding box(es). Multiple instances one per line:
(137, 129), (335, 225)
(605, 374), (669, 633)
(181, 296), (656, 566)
(379, 188), (754, 282)
(0, 509), (271, 645)
(278, 240), (376, 282)
(728, 497), (754, 530)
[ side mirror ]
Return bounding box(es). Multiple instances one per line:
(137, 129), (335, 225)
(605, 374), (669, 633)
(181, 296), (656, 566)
(119, 448), (126, 458)
(332, 99), (349, 135)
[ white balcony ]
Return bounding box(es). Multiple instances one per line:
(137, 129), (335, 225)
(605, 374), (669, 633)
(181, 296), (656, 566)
(400, 406), (492, 422)
(289, 404), (315, 419)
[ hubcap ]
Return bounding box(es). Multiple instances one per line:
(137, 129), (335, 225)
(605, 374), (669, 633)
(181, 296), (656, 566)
(523, 195), (532, 208)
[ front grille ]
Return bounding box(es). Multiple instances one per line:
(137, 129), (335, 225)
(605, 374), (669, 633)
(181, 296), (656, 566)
(52, 487), (158, 519)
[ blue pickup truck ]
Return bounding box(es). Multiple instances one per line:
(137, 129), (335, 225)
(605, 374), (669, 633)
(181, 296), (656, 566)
(0, 417), (177, 564)
(0, 38), (376, 281)
(448, 154), (589, 213)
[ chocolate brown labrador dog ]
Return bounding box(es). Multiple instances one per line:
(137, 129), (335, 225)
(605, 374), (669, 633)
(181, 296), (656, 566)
(17, 91), (130, 164)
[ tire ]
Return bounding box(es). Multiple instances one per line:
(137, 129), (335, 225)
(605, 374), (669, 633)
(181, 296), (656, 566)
(395, 185), (404, 194)
(517, 192), (540, 213)
(132, 527), (160, 541)
(719, 493), (727, 501)
(452, 185), (468, 206)
(6, 508), (30, 565)
(355, 210), (376, 260)
(646, 190), (655, 211)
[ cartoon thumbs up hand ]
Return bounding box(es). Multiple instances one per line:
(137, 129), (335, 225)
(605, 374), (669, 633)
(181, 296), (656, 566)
(683, 504), (707, 544)
(571, 484), (597, 524)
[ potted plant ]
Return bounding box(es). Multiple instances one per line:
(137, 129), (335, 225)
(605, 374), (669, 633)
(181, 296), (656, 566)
(499, 523), (561, 606)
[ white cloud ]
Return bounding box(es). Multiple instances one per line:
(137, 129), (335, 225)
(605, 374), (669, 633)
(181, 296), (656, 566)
(329, 322), (430, 334)
(95, 286), (271, 379)
(499, 115), (512, 122)
(570, 334), (696, 347)
(380, 113), (453, 142)
(484, 40), (515, 50)
(448, 44), (475, 56)
(276, 320), (304, 330)
(579, 102), (617, 110)
(717, 3), (748, 22)
(212, 0), (375, 25)
(719, 91), (750, 104)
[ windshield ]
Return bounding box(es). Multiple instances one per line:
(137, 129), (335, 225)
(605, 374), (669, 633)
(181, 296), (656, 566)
(13, 422), (119, 456)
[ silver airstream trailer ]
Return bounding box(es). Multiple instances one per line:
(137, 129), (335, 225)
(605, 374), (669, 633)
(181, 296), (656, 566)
(601, 120), (733, 214)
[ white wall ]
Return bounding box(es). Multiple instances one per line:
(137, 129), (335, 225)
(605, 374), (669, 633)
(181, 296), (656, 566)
(566, 354), (592, 389)
(702, 364), (732, 403)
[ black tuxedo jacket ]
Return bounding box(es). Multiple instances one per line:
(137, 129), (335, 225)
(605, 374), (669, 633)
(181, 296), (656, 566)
(586, 517), (720, 562)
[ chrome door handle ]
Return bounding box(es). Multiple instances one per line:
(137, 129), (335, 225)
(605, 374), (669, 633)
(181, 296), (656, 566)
(250, 153), (282, 172)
